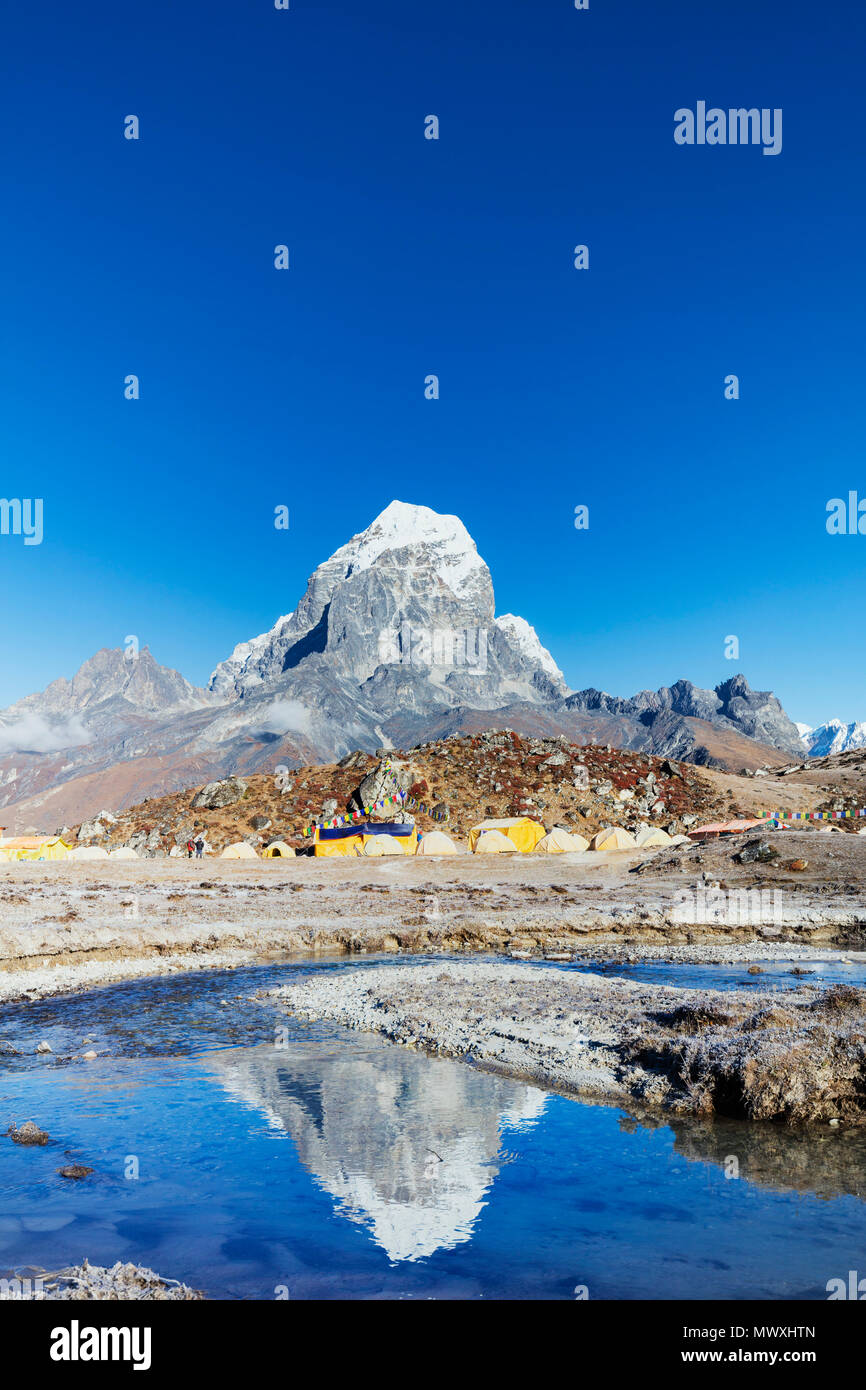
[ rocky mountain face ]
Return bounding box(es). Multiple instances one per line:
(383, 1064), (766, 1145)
(0, 501), (806, 828)
(564, 673), (804, 760)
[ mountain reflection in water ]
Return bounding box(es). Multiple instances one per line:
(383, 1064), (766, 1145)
(211, 1035), (547, 1262)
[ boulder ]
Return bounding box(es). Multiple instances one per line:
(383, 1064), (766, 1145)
(6, 1121), (50, 1146)
(77, 819), (107, 842)
(734, 838), (779, 864)
(338, 750), (370, 770)
(349, 760), (416, 813)
(191, 778), (248, 811)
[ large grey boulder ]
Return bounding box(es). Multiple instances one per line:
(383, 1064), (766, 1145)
(350, 760), (416, 813)
(191, 778), (248, 810)
(77, 818), (107, 842)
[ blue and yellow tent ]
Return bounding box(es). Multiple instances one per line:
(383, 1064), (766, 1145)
(313, 822), (419, 857)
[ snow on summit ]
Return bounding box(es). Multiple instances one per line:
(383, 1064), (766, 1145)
(494, 614), (564, 683)
(332, 501), (488, 598)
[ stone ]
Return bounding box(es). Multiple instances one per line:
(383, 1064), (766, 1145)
(6, 1121), (50, 1146)
(77, 819), (107, 842)
(58, 1165), (93, 1180)
(35, 1041), (52, 1054)
(350, 759), (416, 812)
(734, 838), (779, 864)
(250, 816), (272, 831)
(191, 778), (249, 811)
(338, 750), (369, 770)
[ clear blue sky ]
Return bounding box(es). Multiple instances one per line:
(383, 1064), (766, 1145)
(0, 0), (863, 726)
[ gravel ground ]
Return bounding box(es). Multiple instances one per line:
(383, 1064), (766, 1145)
(0, 830), (862, 1003)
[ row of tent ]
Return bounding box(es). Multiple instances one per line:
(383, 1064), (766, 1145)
(0, 818), (688, 864)
(310, 818), (688, 857)
(0, 837), (141, 862)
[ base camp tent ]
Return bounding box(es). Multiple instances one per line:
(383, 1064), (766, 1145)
(416, 830), (459, 855)
(634, 826), (672, 848)
(263, 842), (295, 858)
(535, 828), (588, 853)
(109, 847), (139, 860)
(69, 845), (111, 861)
(686, 819), (764, 841)
(220, 842), (259, 859)
(0, 836), (72, 862)
(362, 833), (405, 856)
(473, 829), (515, 854)
(313, 823), (418, 857)
(589, 827), (636, 851)
(468, 818), (545, 854)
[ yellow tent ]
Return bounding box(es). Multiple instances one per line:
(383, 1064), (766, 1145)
(589, 826), (636, 851)
(535, 828), (588, 853)
(220, 842), (259, 859)
(263, 841), (295, 858)
(473, 829), (515, 854)
(314, 834), (364, 858)
(417, 831), (459, 856)
(313, 824), (418, 857)
(468, 818), (545, 854)
(0, 836), (72, 862)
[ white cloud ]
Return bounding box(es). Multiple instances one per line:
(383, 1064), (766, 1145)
(249, 700), (313, 738)
(0, 713), (93, 754)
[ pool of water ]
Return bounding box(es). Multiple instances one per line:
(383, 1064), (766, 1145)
(1, 960), (865, 1300)
(565, 956), (866, 992)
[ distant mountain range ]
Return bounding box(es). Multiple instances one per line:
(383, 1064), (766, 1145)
(0, 501), (812, 828)
(797, 720), (866, 758)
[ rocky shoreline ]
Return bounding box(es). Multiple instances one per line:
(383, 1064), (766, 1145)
(260, 960), (866, 1127)
(0, 1259), (203, 1300)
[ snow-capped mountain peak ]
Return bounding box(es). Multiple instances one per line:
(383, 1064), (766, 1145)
(332, 501), (487, 599)
(494, 614), (564, 683)
(800, 718), (866, 757)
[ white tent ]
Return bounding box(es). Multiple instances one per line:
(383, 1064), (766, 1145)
(109, 847), (139, 860)
(362, 834), (405, 856)
(634, 825), (672, 848)
(473, 829), (515, 854)
(220, 842), (259, 859)
(589, 827), (636, 851)
(417, 831), (459, 856)
(69, 845), (111, 861)
(535, 828), (588, 853)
